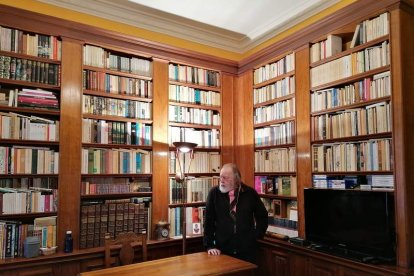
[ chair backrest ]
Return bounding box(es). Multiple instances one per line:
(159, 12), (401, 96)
(104, 232), (147, 268)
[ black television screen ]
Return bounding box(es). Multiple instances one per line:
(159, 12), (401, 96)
(304, 189), (395, 261)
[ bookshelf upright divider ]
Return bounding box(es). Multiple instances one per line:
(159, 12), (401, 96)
(79, 44), (153, 249)
(167, 62), (221, 238)
(252, 52), (298, 237)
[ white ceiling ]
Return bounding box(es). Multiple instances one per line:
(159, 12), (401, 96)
(38, 0), (341, 53)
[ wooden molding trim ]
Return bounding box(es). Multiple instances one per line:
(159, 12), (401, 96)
(0, 4), (238, 74)
(238, 0), (400, 73)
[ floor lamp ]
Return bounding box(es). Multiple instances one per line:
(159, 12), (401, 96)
(173, 141), (197, 255)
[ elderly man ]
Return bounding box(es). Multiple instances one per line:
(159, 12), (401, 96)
(203, 163), (268, 263)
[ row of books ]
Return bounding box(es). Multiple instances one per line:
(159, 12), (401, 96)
(169, 126), (220, 148)
(0, 187), (58, 214)
(83, 45), (152, 77)
(169, 105), (221, 126)
(0, 56), (60, 85)
(253, 76), (295, 105)
(83, 95), (152, 119)
(268, 217), (298, 230)
(350, 12), (389, 48)
(0, 26), (61, 60)
(255, 121), (295, 147)
(312, 138), (392, 172)
(0, 177), (58, 190)
(255, 147), (296, 173)
(313, 175), (361, 189)
(169, 64), (220, 87)
(254, 98), (295, 124)
(253, 53), (295, 84)
(311, 41), (389, 87)
(80, 199), (150, 248)
(168, 206), (205, 238)
(82, 119), (152, 146)
(81, 178), (151, 195)
(83, 70), (152, 97)
(310, 34), (342, 63)
(312, 101), (391, 140)
(0, 112), (59, 141)
(81, 148), (152, 174)
(254, 175), (297, 196)
(311, 71), (391, 112)
(4, 88), (59, 110)
(169, 151), (221, 174)
(0, 146), (59, 174)
(0, 216), (56, 259)
(169, 176), (218, 204)
(169, 84), (220, 106)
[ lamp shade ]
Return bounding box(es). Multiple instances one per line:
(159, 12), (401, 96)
(173, 142), (197, 153)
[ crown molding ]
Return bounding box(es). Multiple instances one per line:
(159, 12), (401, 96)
(38, 0), (341, 53)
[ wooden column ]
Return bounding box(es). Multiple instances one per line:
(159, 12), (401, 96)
(294, 45), (311, 238)
(221, 73), (235, 165)
(58, 37), (83, 250)
(234, 70), (254, 186)
(151, 58), (169, 239)
(390, 6), (414, 268)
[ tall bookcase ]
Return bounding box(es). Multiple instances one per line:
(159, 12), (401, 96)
(251, 52), (298, 238)
(79, 44), (153, 248)
(167, 62), (221, 238)
(0, 25), (61, 258)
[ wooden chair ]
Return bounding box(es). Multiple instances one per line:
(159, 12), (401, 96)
(104, 232), (147, 268)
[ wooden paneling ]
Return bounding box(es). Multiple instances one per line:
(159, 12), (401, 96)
(151, 59), (170, 239)
(294, 45), (312, 238)
(390, 6), (414, 268)
(221, 73), (235, 165)
(234, 71), (254, 186)
(58, 37), (83, 251)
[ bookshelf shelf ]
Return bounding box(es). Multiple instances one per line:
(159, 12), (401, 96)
(253, 93), (296, 108)
(81, 192), (152, 199)
(83, 89), (153, 102)
(168, 146), (220, 152)
(0, 78), (60, 90)
(259, 194), (297, 200)
(311, 65), (390, 91)
(0, 174), (58, 178)
(310, 35), (389, 68)
(254, 117), (295, 129)
(311, 96), (391, 116)
(81, 173), (152, 178)
(253, 71), (295, 89)
(83, 65), (152, 80)
(255, 143), (296, 150)
(82, 114), (152, 124)
(0, 212), (58, 219)
(0, 50), (61, 64)
(168, 173), (219, 177)
(312, 171), (393, 175)
(168, 80), (220, 92)
(255, 172), (296, 176)
(312, 132), (392, 144)
(168, 122), (220, 129)
(168, 202), (206, 208)
(0, 139), (60, 146)
(82, 143), (152, 150)
(168, 101), (221, 111)
(0, 106), (60, 116)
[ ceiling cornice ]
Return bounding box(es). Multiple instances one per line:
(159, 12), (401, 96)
(38, 0), (341, 53)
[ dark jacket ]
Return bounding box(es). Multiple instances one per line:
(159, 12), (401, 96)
(203, 183), (268, 260)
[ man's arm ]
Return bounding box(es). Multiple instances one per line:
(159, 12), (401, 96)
(253, 190), (269, 239)
(203, 187), (217, 249)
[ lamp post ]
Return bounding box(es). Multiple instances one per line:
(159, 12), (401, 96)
(173, 141), (197, 255)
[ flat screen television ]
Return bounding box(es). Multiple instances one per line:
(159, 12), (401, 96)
(304, 189), (395, 262)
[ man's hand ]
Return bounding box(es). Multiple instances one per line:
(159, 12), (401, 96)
(207, 248), (221, 255)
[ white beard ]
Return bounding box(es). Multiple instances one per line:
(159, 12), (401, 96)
(219, 184), (235, 193)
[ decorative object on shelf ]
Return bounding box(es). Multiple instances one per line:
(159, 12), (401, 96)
(173, 141), (197, 254)
(155, 220), (170, 241)
(23, 236), (40, 258)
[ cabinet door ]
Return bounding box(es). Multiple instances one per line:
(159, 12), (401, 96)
(308, 258), (338, 276)
(14, 267), (53, 276)
(272, 250), (290, 276)
(342, 267), (382, 276)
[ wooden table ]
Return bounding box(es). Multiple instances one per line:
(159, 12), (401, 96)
(80, 252), (257, 275)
